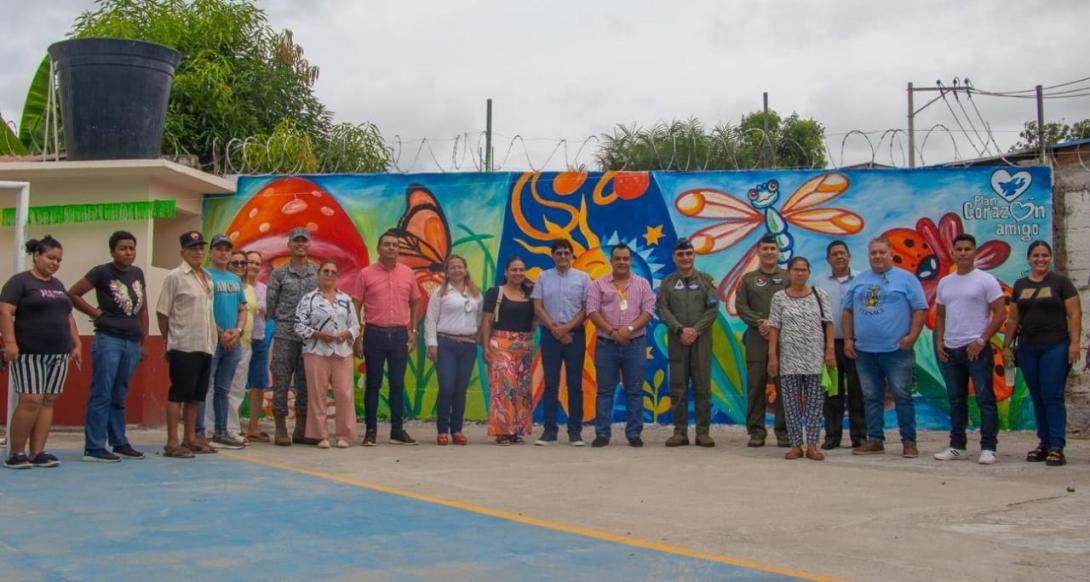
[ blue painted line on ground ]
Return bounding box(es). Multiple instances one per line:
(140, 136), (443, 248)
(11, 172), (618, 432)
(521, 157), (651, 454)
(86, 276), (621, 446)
(0, 450), (802, 581)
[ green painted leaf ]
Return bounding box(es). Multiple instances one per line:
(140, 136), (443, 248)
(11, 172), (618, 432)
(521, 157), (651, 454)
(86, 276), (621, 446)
(19, 56), (53, 152)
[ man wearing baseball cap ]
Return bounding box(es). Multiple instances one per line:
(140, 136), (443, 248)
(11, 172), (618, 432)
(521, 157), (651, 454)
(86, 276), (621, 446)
(156, 231), (217, 457)
(266, 227), (320, 445)
(196, 234), (247, 450)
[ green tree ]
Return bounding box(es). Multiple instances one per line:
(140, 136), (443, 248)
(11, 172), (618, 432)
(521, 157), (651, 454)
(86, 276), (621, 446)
(59, 0), (388, 172)
(1011, 118), (1090, 152)
(596, 110), (826, 171)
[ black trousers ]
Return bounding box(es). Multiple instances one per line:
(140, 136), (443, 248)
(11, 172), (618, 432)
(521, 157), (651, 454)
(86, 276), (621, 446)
(823, 339), (866, 446)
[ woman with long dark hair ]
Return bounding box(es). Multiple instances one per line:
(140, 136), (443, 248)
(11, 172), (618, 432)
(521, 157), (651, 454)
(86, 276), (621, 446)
(1002, 241), (1082, 467)
(480, 257), (535, 445)
(425, 255), (482, 446)
(1, 236), (82, 469)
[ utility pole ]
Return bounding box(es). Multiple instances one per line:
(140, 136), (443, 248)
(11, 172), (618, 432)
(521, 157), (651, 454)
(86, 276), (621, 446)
(907, 82), (915, 168)
(485, 98), (493, 172)
(1035, 85), (1046, 165)
(761, 92), (772, 167)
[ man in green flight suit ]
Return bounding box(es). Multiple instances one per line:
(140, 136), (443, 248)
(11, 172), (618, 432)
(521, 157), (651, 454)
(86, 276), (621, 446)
(658, 238), (719, 448)
(736, 234), (789, 447)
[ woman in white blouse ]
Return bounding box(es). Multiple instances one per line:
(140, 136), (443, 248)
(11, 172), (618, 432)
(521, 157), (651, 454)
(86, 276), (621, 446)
(294, 260), (360, 449)
(425, 255), (483, 446)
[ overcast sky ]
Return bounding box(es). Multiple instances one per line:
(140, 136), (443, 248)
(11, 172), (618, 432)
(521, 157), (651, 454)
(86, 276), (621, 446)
(3, 0), (1089, 171)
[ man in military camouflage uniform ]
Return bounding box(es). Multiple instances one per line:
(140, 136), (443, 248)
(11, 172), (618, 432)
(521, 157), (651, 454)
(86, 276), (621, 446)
(736, 234), (789, 447)
(266, 227), (319, 446)
(658, 238), (719, 447)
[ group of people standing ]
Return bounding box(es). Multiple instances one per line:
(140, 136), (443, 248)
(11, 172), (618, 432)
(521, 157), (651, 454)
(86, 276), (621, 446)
(1, 225), (1085, 468)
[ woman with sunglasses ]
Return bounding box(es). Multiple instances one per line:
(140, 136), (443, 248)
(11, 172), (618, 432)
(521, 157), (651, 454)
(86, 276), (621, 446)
(294, 260), (360, 448)
(242, 251), (270, 442)
(480, 257), (536, 445)
(225, 251), (254, 443)
(1002, 241), (1082, 467)
(424, 255), (483, 446)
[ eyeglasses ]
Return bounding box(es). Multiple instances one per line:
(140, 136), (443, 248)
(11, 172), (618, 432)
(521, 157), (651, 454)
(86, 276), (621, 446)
(320, 269), (339, 276)
(229, 261), (246, 267)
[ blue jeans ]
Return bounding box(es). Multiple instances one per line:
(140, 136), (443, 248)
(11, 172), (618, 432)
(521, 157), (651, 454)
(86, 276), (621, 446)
(364, 326), (408, 432)
(1017, 342), (1069, 450)
(197, 342), (242, 436)
(855, 349), (916, 443)
(593, 336), (646, 440)
(83, 334), (141, 452)
(539, 326), (585, 438)
(939, 344), (998, 451)
(435, 337), (477, 434)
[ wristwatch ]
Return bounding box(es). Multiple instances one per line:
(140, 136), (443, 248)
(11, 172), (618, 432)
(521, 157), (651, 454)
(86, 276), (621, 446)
(973, 338), (986, 346)
(626, 325), (635, 333)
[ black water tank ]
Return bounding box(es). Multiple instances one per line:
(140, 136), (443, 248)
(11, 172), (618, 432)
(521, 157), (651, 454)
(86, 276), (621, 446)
(47, 38), (181, 161)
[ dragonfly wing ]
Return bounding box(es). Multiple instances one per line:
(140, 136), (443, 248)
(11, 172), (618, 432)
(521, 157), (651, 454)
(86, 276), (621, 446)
(787, 208), (864, 235)
(781, 172), (850, 213)
(689, 221), (762, 254)
(676, 189), (760, 220)
(720, 245), (760, 316)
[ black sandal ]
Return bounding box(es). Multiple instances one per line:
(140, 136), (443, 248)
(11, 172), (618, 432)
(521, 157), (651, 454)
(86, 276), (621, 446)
(1026, 446), (1048, 462)
(1045, 449), (1066, 466)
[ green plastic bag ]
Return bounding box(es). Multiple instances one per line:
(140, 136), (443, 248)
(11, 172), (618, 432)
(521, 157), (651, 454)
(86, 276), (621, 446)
(821, 365), (838, 397)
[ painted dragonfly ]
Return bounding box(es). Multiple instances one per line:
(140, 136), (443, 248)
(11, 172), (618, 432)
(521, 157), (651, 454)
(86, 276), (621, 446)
(674, 172), (864, 314)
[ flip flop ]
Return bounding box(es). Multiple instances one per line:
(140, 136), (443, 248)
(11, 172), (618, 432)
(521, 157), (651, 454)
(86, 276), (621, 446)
(162, 445), (195, 459)
(184, 441), (218, 454)
(246, 432), (271, 443)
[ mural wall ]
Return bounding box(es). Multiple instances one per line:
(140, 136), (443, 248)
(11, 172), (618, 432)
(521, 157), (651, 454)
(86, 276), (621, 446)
(203, 167), (1052, 430)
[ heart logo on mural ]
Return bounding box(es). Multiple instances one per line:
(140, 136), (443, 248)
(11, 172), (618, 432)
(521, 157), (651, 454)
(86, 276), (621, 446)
(1010, 201), (1035, 222)
(990, 169), (1032, 202)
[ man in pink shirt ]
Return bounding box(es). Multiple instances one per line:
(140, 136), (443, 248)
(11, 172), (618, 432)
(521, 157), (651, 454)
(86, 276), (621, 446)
(585, 244), (655, 448)
(353, 229), (421, 446)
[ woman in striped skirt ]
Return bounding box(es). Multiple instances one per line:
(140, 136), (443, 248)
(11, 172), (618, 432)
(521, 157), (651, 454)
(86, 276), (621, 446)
(1, 236), (82, 469)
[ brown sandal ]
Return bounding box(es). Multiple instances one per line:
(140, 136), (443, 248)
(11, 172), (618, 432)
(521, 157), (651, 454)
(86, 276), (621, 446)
(184, 440), (218, 454)
(162, 445), (195, 459)
(246, 432), (271, 443)
(1026, 446), (1048, 462)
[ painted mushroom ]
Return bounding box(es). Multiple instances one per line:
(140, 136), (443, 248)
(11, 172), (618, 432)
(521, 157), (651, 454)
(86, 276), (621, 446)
(225, 177), (369, 297)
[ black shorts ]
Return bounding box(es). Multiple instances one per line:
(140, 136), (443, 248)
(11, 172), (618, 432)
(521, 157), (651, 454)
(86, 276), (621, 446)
(167, 350), (212, 403)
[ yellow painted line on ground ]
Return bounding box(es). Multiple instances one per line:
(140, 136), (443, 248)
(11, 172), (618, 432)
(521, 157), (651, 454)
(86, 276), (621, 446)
(224, 452), (845, 582)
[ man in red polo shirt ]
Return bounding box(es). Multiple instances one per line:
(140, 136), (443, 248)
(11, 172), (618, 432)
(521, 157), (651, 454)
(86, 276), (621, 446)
(353, 229), (421, 446)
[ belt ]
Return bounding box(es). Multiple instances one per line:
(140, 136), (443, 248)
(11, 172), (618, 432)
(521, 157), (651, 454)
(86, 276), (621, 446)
(437, 332), (478, 343)
(366, 325), (407, 332)
(596, 335), (645, 344)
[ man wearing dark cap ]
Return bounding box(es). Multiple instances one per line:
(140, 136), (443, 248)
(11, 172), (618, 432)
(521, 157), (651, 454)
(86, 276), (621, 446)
(156, 231), (217, 458)
(266, 227), (319, 446)
(657, 238), (719, 447)
(197, 234), (247, 450)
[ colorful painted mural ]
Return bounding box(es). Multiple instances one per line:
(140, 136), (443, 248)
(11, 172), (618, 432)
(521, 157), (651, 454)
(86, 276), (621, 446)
(203, 166), (1052, 430)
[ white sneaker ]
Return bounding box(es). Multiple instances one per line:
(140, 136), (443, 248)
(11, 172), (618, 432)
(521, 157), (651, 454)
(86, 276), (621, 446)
(570, 439), (585, 447)
(978, 450), (997, 465)
(933, 447), (966, 461)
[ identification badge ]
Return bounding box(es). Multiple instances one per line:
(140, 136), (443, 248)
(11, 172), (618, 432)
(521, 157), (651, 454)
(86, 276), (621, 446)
(620, 299), (629, 311)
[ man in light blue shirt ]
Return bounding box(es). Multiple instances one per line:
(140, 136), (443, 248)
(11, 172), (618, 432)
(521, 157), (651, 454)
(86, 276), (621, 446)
(198, 234), (247, 450)
(531, 239), (591, 446)
(813, 240), (865, 450)
(843, 237), (927, 458)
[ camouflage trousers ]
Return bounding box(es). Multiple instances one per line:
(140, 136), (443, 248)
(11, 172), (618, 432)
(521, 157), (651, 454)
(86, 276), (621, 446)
(270, 337), (308, 420)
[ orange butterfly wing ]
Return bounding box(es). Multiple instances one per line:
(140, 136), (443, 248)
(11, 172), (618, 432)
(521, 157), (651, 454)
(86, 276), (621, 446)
(394, 185), (451, 297)
(781, 172), (863, 235)
(675, 188), (762, 254)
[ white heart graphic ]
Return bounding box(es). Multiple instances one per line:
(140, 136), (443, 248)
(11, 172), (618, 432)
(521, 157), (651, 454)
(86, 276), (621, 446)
(991, 169), (1032, 202)
(1010, 201), (1035, 222)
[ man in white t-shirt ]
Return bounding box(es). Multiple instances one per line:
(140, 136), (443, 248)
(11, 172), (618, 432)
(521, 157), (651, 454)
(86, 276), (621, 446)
(933, 233), (1006, 465)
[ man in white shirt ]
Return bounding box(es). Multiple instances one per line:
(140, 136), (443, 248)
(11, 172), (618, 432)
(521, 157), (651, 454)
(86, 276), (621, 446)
(933, 233), (1006, 465)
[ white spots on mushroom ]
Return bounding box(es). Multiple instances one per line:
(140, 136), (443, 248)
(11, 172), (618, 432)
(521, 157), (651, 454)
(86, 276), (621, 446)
(306, 222), (318, 232)
(229, 232), (239, 241)
(282, 199), (308, 215)
(248, 208), (259, 219)
(259, 223), (270, 233)
(320, 206), (335, 216)
(310, 190), (323, 198)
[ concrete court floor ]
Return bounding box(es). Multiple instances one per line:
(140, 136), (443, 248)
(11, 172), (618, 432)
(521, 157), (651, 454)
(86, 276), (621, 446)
(2, 422), (1087, 582)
